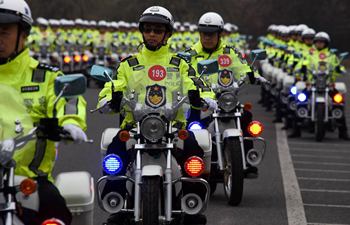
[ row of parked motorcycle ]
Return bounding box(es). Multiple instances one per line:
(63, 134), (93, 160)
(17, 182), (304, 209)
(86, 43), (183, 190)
(259, 39), (348, 141)
(0, 49), (268, 224)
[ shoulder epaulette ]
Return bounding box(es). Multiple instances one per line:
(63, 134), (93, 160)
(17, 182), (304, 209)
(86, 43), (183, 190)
(185, 48), (198, 57)
(223, 46), (231, 54)
(126, 57), (139, 67)
(37, 63), (60, 72)
(170, 56), (181, 67)
(32, 63), (59, 83)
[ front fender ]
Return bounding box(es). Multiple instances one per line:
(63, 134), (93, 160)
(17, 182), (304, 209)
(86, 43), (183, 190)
(142, 165), (163, 177)
(223, 128), (242, 139)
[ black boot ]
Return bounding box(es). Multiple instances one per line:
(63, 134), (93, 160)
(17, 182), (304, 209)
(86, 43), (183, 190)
(339, 131), (350, 140)
(288, 129), (301, 138)
(244, 164), (258, 179)
(183, 214), (207, 225)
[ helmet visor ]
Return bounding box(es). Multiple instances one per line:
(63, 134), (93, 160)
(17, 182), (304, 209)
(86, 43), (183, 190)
(0, 11), (21, 25)
(198, 25), (221, 33)
(139, 14), (171, 26)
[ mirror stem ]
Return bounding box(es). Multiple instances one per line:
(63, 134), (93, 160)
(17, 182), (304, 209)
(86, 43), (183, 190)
(53, 83), (69, 118)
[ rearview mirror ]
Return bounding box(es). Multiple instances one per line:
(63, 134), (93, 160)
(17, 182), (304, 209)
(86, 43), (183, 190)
(89, 65), (113, 82)
(54, 74), (86, 98)
(250, 49), (267, 61)
(197, 59), (219, 75)
(339, 52), (349, 61)
(177, 51), (192, 63)
(330, 48), (338, 54)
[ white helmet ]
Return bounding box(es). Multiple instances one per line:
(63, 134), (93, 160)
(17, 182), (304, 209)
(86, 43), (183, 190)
(314, 31), (330, 43)
(0, 0), (32, 30)
(48, 19), (60, 27)
(89, 20), (97, 27)
(295, 24), (308, 34)
(301, 28), (316, 38)
(198, 12), (224, 32)
(223, 23), (232, 32)
(98, 20), (108, 27)
(139, 6), (174, 31)
(36, 17), (49, 26)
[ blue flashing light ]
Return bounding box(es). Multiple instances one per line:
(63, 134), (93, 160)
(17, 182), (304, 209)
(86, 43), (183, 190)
(297, 93), (307, 102)
(103, 154), (123, 175)
(290, 86), (297, 95)
(188, 121), (203, 130)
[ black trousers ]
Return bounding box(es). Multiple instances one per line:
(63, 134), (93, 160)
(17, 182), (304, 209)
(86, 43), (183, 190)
(20, 176), (72, 225)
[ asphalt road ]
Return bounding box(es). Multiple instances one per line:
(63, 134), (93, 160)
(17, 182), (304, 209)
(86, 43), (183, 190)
(53, 74), (350, 225)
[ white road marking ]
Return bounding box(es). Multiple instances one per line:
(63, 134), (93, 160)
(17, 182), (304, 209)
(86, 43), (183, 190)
(298, 177), (350, 182)
(288, 141), (350, 148)
(295, 168), (350, 174)
(308, 223), (350, 225)
(292, 154), (350, 160)
(294, 161), (350, 167)
(291, 148), (350, 154)
(301, 188), (350, 193)
(276, 123), (307, 225)
(304, 203), (350, 209)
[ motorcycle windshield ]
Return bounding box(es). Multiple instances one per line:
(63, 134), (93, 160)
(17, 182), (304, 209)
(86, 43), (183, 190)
(202, 69), (239, 93)
(0, 84), (33, 141)
(123, 89), (186, 122)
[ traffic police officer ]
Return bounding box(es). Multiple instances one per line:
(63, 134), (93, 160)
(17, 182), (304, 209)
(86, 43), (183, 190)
(0, 0), (87, 224)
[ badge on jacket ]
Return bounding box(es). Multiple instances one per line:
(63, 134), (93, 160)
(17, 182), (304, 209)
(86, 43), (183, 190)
(146, 84), (166, 108)
(218, 69), (234, 87)
(218, 55), (232, 67)
(148, 65), (166, 81)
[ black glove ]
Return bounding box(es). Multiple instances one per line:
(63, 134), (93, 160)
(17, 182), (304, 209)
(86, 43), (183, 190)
(188, 90), (201, 109)
(37, 118), (61, 141)
(247, 71), (256, 84)
(110, 91), (123, 113)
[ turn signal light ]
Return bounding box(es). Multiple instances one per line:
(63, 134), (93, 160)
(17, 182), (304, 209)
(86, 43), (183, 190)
(63, 56), (71, 63)
(178, 129), (189, 140)
(74, 55), (81, 62)
(333, 93), (343, 104)
(41, 218), (65, 225)
(118, 130), (130, 142)
(82, 54), (89, 62)
(184, 156), (205, 177)
(244, 102), (252, 111)
(247, 121), (264, 137)
(20, 178), (37, 196)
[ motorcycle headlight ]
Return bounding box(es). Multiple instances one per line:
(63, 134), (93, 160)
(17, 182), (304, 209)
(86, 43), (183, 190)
(297, 93), (307, 102)
(141, 116), (166, 143)
(290, 86), (297, 95)
(218, 92), (237, 112)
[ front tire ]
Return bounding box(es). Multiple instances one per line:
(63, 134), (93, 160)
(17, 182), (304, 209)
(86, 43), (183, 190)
(223, 137), (244, 206)
(315, 103), (325, 142)
(142, 176), (161, 225)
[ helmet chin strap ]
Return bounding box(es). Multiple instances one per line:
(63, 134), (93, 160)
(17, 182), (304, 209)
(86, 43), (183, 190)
(0, 25), (22, 65)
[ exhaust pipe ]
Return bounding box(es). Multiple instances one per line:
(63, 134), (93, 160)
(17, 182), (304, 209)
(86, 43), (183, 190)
(102, 192), (124, 213)
(181, 193), (203, 215)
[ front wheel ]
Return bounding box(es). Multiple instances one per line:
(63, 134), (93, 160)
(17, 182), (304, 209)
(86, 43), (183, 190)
(223, 137), (244, 206)
(142, 176), (161, 225)
(315, 103), (325, 142)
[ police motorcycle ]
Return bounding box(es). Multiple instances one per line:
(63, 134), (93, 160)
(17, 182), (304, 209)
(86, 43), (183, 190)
(278, 52), (303, 128)
(194, 50), (267, 206)
(294, 52), (348, 141)
(0, 75), (94, 225)
(89, 64), (212, 225)
(34, 37), (51, 65)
